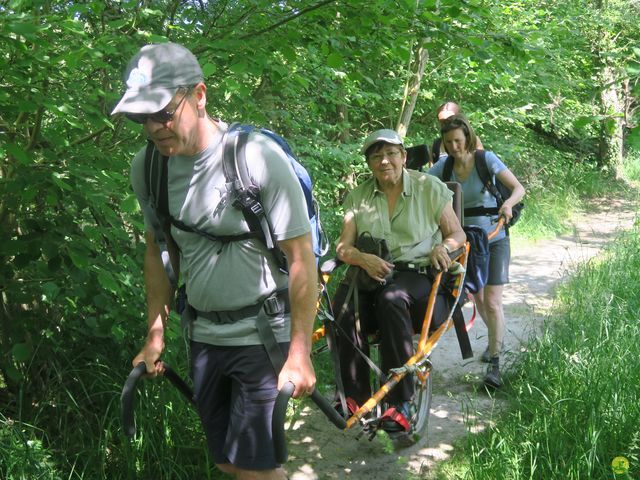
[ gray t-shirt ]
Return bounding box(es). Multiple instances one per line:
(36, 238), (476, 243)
(130, 123), (311, 346)
(428, 151), (507, 242)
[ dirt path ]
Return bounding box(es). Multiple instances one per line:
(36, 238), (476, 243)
(284, 196), (637, 480)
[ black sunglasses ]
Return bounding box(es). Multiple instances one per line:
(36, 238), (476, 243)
(125, 87), (192, 125)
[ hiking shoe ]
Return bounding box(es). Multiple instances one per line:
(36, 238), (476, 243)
(480, 347), (491, 363)
(483, 357), (502, 389)
(481, 345), (504, 363)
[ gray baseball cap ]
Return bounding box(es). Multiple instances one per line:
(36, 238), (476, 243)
(111, 42), (204, 115)
(361, 129), (403, 155)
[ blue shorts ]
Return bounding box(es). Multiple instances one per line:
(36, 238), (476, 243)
(191, 341), (289, 470)
(487, 236), (510, 285)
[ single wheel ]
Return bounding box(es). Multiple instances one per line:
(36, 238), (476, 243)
(408, 358), (432, 438)
(370, 342), (432, 441)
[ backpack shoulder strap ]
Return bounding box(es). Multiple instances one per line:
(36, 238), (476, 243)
(222, 124), (287, 271)
(222, 123), (253, 192)
(442, 155), (455, 182)
(144, 140), (179, 288)
(431, 138), (441, 165)
(474, 150), (502, 203)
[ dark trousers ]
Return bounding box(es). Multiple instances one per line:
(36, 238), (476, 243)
(332, 270), (448, 406)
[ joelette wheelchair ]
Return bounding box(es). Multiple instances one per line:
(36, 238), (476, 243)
(271, 181), (482, 460)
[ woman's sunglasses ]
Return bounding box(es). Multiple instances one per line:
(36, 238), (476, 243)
(125, 87), (191, 125)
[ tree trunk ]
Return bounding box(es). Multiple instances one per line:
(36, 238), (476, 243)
(396, 39), (429, 139)
(599, 65), (625, 178)
(337, 102), (350, 143)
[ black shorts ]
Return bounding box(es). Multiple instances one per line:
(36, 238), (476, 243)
(487, 236), (510, 285)
(191, 341), (289, 470)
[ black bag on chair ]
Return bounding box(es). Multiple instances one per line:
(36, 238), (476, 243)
(462, 225), (490, 293)
(345, 232), (393, 292)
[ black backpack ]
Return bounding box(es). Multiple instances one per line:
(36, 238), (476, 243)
(144, 123), (329, 287)
(431, 138), (443, 166)
(461, 225), (490, 294)
(442, 150), (524, 227)
(405, 139), (443, 172)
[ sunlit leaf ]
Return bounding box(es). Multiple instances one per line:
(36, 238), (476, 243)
(6, 143), (30, 165)
(42, 282), (60, 301)
(120, 194), (140, 213)
(202, 62), (217, 76)
(97, 270), (118, 292)
(327, 52), (344, 69)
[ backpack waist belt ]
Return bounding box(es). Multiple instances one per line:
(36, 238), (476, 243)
(464, 206), (500, 217)
(195, 290), (290, 324)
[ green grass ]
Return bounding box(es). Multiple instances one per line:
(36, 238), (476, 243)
(0, 321), (221, 480)
(0, 414), (60, 480)
(622, 148), (640, 185)
(430, 221), (640, 479)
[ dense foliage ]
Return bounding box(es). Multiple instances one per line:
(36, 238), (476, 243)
(1, 0), (639, 478)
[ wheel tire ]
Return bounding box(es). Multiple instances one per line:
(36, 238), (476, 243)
(409, 364), (432, 438)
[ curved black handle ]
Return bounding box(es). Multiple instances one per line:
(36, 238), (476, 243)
(273, 381), (347, 464)
(121, 362), (147, 438)
(164, 366), (196, 406)
(121, 361), (196, 438)
(310, 390), (347, 430)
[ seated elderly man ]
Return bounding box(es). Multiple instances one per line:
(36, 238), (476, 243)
(333, 129), (465, 437)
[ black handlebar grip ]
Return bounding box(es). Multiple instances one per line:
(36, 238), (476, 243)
(449, 246), (465, 261)
(273, 382), (347, 464)
(121, 362), (147, 438)
(121, 362), (195, 438)
(273, 381), (295, 464)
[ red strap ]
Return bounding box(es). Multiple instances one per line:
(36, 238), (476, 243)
(381, 407), (410, 432)
(346, 398), (359, 415)
(465, 293), (477, 332)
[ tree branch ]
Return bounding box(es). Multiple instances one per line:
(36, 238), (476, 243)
(199, 2), (256, 44)
(26, 78), (48, 152)
(70, 126), (111, 147)
(239, 0), (339, 40)
(26, 106), (44, 152)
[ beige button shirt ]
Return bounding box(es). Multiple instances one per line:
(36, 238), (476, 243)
(343, 169), (453, 266)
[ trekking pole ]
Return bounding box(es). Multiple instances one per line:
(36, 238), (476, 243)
(272, 381), (346, 464)
(121, 361), (195, 438)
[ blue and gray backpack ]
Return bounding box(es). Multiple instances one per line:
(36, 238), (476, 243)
(144, 123), (329, 287)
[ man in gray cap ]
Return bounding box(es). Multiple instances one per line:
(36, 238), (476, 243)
(113, 42), (317, 479)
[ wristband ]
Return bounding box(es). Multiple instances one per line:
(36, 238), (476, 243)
(440, 243), (451, 253)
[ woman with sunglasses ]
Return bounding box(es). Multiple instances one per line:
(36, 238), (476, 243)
(428, 114), (525, 388)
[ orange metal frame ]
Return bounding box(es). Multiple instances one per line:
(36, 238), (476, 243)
(313, 217), (505, 431)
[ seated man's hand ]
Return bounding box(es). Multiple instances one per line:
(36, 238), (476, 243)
(361, 253), (394, 282)
(430, 244), (452, 271)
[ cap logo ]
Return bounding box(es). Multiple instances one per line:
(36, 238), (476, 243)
(126, 57), (153, 89)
